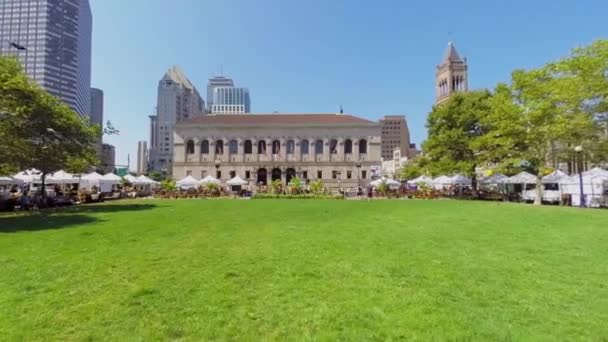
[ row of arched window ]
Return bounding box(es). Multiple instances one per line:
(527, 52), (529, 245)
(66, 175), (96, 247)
(185, 139), (368, 155)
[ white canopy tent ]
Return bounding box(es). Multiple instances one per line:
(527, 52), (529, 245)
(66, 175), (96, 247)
(583, 167), (608, 178)
(521, 170), (570, 203)
(123, 174), (137, 183)
(480, 173), (508, 185)
(506, 171), (537, 184)
(226, 176), (248, 186)
(134, 175), (158, 186)
(47, 170), (79, 184)
(102, 173), (122, 183)
(370, 177), (400, 188)
(451, 174), (472, 185)
(176, 175), (201, 189)
(409, 175), (433, 184)
(200, 175), (221, 184)
(561, 173), (608, 207)
(12, 171), (40, 184)
(432, 175), (453, 189)
(542, 170), (568, 184)
(0, 176), (23, 185)
(80, 172), (114, 192)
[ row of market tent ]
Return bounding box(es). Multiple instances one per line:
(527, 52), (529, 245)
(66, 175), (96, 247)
(0, 169), (159, 193)
(408, 168), (608, 207)
(175, 175), (247, 190)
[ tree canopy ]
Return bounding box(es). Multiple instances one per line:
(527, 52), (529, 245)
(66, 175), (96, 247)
(0, 56), (100, 178)
(419, 39), (607, 204)
(423, 90), (494, 190)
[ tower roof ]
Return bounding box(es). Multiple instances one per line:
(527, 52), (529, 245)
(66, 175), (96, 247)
(443, 42), (463, 63)
(161, 66), (195, 89)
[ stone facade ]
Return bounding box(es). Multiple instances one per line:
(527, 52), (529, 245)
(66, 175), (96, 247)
(172, 114), (382, 190)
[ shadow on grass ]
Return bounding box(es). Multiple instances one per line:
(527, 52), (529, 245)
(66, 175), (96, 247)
(0, 203), (158, 233)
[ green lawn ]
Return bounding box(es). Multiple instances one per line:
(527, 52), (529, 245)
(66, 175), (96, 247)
(1, 199), (607, 340)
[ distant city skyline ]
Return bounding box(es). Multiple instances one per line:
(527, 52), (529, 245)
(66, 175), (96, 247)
(86, 1), (608, 168)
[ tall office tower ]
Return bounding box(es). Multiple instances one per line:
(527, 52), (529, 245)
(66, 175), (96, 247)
(379, 115), (412, 160)
(206, 75), (234, 111)
(149, 66), (205, 173)
(90, 87), (104, 162)
(210, 86), (251, 114)
(136, 140), (148, 175)
(0, 0), (93, 119)
(435, 42), (468, 105)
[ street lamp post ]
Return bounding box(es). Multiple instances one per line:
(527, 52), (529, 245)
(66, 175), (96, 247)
(215, 159), (221, 180)
(574, 145), (585, 208)
(356, 161), (362, 185)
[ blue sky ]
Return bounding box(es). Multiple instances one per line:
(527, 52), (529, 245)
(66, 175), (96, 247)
(91, 0), (607, 168)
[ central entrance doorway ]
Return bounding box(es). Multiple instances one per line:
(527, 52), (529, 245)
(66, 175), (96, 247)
(286, 168), (296, 184)
(257, 168), (267, 186)
(271, 168), (282, 182)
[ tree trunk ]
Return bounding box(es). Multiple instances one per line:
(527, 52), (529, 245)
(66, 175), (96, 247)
(40, 172), (47, 208)
(471, 169), (478, 199)
(534, 173), (543, 206)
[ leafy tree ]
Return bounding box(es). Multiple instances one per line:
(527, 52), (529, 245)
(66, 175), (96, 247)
(423, 90), (494, 194)
(483, 64), (596, 204)
(0, 57), (99, 198)
(547, 40), (608, 167)
(147, 171), (165, 182)
(399, 163), (421, 180)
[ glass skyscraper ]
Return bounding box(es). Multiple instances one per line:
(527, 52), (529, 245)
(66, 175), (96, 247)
(206, 75), (234, 112)
(0, 0), (92, 119)
(211, 87), (251, 114)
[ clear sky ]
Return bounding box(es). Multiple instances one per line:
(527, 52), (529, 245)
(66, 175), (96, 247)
(90, 0), (608, 168)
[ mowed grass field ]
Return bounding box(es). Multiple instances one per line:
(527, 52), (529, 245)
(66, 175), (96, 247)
(1, 199), (607, 340)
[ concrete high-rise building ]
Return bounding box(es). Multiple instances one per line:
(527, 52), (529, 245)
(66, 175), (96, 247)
(0, 0), (93, 119)
(379, 115), (412, 161)
(100, 143), (115, 174)
(210, 87), (251, 114)
(435, 42), (468, 105)
(137, 141), (148, 175)
(206, 76), (234, 111)
(149, 66), (205, 173)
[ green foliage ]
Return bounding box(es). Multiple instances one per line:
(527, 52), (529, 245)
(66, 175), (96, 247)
(376, 179), (390, 195)
(271, 179), (283, 194)
(288, 176), (303, 194)
(399, 156), (431, 179)
(147, 171), (165, 182)
(0, 56), (99, 177)
(160, 179), (177, 192)
(205, 182), (219, 192)
(309, 179), (324, 194)
(423, 90), (494, 188)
